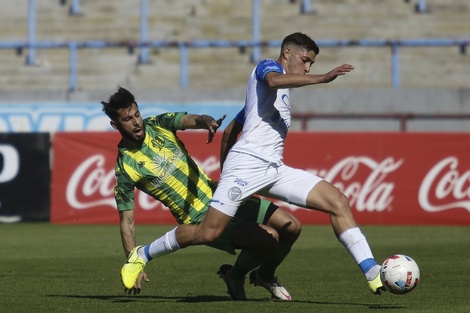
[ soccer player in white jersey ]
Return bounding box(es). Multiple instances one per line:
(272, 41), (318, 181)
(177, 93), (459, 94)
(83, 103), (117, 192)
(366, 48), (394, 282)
(122, 32), (385, 297)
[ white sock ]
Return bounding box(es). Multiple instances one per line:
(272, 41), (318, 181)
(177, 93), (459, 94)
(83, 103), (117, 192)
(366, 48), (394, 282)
(138, 227), (180, 262)
(338, 227), (380, 280)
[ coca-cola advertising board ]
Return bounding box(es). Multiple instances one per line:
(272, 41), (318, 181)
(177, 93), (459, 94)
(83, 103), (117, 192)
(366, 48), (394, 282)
(51, 131), (470, 225)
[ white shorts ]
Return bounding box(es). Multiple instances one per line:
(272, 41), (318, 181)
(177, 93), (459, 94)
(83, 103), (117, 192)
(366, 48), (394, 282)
(211, 152), (323, 217)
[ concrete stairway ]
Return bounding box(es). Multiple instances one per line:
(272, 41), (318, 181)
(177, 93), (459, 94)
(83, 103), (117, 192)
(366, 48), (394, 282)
(0, 0), (468, 92)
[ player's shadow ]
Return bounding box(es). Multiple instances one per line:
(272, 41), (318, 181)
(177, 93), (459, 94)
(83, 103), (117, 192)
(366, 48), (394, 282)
(47, 294), (233, 304)
(46, 294), (405, 309)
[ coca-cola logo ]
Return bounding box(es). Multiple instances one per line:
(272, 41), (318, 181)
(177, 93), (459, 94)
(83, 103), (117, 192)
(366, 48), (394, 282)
(328, 157), (402, 212)
(65, 153), (470, 216)
(66, 154), (220, 211)
(307, 156), (403, 212)
(419, 156), (470, 212)
(66, 154), (116, 209)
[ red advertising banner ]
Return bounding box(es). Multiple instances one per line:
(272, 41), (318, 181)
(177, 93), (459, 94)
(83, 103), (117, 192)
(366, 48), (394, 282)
(51, 131), (470, 226)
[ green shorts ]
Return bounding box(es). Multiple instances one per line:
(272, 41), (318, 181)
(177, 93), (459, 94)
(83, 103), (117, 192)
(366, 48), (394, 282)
(205, 197), (277, 255)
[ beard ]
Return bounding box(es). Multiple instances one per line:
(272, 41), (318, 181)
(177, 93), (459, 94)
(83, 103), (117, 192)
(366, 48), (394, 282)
(122, 125), (145, 147)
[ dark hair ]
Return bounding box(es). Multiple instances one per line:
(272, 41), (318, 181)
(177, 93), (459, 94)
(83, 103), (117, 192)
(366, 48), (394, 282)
(101, 87), (137, 120)
(281, 32), (319, 55)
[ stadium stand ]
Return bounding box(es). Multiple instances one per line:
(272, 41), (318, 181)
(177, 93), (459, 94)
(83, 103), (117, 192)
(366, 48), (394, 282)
(0, 0), (469, 93)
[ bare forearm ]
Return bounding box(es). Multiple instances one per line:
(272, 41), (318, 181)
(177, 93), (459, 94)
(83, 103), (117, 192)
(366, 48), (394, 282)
(220, 119), (242, 169)
(180, 114), (214, 130)
(180, 113), (226, 144)
(119, 211), (136, 257)
(266, 64), (354, 89)
(267, 73), (327, 89)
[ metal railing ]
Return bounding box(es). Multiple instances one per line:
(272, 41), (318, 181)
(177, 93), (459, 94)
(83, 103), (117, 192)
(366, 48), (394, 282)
(1, 38), (468, 91)
(61, 0), (430, 15)
(9, 0), (464, 91)
(291, 112), (470, 131)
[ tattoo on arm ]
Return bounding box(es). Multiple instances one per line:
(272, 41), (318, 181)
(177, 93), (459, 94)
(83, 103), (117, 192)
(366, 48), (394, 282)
(180, 114), (213, 130)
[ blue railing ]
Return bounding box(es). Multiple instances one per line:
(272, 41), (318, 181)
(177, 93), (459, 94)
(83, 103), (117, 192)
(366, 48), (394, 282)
(63, 0), (431, 15)
(2, 38), (468, 91)
(292, 112), (470, 132)
(8, 0), (462, 91)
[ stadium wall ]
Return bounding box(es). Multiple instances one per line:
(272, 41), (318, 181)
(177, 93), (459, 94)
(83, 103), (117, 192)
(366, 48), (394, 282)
(1, 87), (470, 132)
(2, 130), (470, 225)
(0, 133), (50, 222)
(49, 132), (470, 226)
(4, 130), (470, 226)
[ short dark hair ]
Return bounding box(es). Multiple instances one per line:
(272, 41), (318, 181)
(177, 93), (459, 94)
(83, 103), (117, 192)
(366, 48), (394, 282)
(281, 32), (319, 55)
(101, 87), (137, 120)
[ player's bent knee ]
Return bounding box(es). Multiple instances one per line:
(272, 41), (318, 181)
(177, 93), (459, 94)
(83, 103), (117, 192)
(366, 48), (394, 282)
(196, 226), (225, 244)
(290, 217), (302, 237)
(200, 231), (222, 244)
(330, 193), (352, 217)
(282, 214), (302, 238)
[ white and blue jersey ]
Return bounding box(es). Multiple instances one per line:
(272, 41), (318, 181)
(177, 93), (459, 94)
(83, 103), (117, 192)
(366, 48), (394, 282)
(230, 59), (291, 165)
(211, 59), (322, 217)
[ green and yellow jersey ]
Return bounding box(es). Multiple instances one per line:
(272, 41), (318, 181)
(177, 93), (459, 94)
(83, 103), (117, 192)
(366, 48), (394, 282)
(114, 112), (276, 254)
(114, 112), (216, 224)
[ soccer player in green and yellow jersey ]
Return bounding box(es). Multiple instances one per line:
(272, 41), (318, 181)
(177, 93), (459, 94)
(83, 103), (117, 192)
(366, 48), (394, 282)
(102, 87), (301, 300)
(114, 112), (216, 225)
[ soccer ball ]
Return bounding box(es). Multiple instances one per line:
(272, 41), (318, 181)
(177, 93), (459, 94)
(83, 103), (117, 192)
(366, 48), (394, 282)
(380, 254), (420, 295)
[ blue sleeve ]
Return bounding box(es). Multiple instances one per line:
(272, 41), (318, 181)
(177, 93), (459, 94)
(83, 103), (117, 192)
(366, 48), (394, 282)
(234, 109), (245, 125)
(255, 59), (283, 81)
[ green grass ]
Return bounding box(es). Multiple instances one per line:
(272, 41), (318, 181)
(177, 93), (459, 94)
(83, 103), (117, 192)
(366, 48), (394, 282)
(0, 224), (469, 313)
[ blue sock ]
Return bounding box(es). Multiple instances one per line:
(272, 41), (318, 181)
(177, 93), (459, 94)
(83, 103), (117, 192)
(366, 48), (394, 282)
(143, 245), (153, 262)
(359, 258), (378, 274)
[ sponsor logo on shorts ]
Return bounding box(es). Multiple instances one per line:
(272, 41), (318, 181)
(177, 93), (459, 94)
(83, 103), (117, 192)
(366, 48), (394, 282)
(234, 178), (248, 186)
(228, 187), (242, 201)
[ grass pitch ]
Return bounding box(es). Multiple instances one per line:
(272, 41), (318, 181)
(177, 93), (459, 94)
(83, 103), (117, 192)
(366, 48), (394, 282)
(0, 223), (468, 313)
